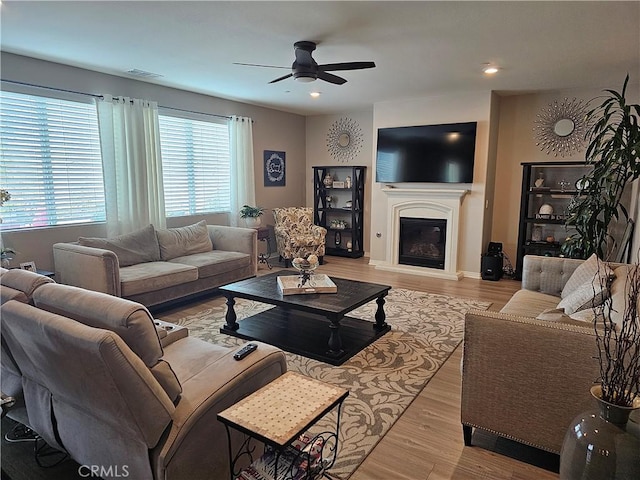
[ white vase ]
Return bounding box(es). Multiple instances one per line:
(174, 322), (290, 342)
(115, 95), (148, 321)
(244, 217), (261, 228)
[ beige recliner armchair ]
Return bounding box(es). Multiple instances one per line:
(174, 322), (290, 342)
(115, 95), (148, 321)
(2, 281), (287, 480)
(273, 207), (326, 266)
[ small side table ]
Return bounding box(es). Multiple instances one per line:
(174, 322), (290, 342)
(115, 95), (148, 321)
(254, 226), (272, 269)
(218, 371), (349, 480)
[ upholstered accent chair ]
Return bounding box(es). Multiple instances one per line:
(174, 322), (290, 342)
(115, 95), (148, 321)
(273, 207), (326, 266)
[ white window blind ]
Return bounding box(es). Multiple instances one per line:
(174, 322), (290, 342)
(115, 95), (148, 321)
(0, 91), (105, 229)
(159, 114), (231, 217)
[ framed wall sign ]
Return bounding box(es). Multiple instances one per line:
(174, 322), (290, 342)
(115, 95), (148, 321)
(264, 150), (285, 187)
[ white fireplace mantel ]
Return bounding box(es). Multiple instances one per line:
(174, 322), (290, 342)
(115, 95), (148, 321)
(376, 187), (470, 280)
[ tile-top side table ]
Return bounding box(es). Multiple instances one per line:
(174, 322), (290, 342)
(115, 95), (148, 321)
(218, 371), (349, 480)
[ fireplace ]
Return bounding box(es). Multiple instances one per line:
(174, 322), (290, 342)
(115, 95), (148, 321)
(376, 187), (469, 280)
(399, 218), (447, 269)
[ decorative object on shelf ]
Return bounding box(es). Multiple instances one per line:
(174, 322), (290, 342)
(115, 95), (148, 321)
(345, 176), (352, 188)
(334, 231), (341, 245)
(534, 172), (545, 187)
(19, 261), (37, 272)
(263, 150), (286, 187)
(291, 254), (320, 287)
(538, 204), (554, 218)
(531, 225), (543, 242)
(330, 219), (347, 230)
(325, 195), (333, 208)
(326, 117), (363, 163)
(323, 173), (333, 188)
(557, 179), (571, 192)
(345, 200), (353, 209)
(346, 240), (353, 252)
(332, 181), (345, 188)
(561, 75), (640, 259)
(533, 97), (591, 157)
(575, 178), (590, 191)
(239, 205), (265, 227)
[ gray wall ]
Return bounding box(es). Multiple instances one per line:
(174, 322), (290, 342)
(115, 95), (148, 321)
(0, 53), (306, 271)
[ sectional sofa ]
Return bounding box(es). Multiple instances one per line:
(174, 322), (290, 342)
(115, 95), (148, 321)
(0, 267), (287, 480)
(52, 221), (257, 309)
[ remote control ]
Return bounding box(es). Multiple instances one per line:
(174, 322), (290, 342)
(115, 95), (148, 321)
(234, 343), (258, 360)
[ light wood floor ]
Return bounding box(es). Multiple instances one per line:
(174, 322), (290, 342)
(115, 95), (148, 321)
(264, 255), (559, 480)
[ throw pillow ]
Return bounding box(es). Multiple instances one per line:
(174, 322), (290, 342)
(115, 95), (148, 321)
(78, 224), (161, 267)
(606, 265), (639, 330)
(557, 254), (614, 315)
(156, 220), (213, 260)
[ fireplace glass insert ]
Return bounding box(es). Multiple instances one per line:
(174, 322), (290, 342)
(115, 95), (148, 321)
(399, 217), (447, 269)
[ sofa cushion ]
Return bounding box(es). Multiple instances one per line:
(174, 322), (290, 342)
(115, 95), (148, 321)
(32, 283), (182, 402)
(168, 250), (251, 278)
(120, 262), (199, 297)
(78, 224), (161, 267)
(156, 220), (213, 261)
(558, 254), (614, 314)
(606, 265), (639, 330)
(500, 289), (561, 317)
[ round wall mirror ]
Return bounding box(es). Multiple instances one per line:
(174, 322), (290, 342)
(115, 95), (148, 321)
(533, 97), (590, 157)
(327, 117), (363, 162)
(554, 118), (575, 137)
(338, 132), (351, 148)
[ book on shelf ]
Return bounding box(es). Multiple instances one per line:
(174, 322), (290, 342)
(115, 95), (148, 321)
(277, 274), (337, 295)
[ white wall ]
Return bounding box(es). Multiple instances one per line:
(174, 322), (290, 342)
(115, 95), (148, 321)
(0, 53), (306, 271)
(370, 91), (495, 277)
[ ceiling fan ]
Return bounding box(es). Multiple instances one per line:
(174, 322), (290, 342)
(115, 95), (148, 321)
(235, 41), (375, 85)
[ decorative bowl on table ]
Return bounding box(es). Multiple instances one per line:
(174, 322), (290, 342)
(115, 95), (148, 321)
(291, 255), (319, 286)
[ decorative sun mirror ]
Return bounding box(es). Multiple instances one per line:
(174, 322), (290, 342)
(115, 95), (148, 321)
(533, 97), (590, 157)
(326, 117), (363, 162)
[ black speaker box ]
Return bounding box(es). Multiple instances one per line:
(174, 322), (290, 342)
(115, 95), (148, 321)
(481, 254), (503, 281)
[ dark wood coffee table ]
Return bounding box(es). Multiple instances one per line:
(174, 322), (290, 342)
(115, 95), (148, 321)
(219, 271), (391, 365)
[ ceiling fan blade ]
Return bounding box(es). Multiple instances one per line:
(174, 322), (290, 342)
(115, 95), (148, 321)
(317, 71), (347, 85)
(233, 62), (290, 69)
(269, 73), (293, 84)
(319, 61), (376, 72)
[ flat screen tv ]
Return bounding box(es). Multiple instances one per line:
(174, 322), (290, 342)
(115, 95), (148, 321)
(375, 122), (477, 183)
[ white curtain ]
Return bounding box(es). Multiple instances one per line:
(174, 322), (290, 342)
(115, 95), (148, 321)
(229, 115), (255, 227)
(96, 95), (166, 236)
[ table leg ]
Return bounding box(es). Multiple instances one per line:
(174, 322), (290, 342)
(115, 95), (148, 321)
(327, 316), (344, 356)
(224, 295), (239, 331)
(374, 294), (388, 331)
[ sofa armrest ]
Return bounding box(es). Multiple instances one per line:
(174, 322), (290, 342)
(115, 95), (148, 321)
(153, 339), (287, 479)
(310, 224), (327, 239)
(461, 309), (600, 453)
(53, 243), (121, 296)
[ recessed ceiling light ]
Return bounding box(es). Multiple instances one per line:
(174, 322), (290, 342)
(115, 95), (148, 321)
(483, 65), (500, 75)
(309, 91), (321, 98)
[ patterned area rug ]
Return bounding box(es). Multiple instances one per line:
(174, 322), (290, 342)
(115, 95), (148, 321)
(165, 288), (490, 479)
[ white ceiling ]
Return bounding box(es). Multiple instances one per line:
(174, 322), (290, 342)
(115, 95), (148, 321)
(1, 1), (638, 116)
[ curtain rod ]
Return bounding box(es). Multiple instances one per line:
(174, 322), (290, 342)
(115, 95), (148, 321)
(0, 79), (233, 121)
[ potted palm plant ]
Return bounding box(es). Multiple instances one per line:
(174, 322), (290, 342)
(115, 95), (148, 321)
(561, 75), (640, 260)
(239, 205), (265, 227)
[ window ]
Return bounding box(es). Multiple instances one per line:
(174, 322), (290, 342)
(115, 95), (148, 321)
(158, 114), (231, 217)
(0, 91), (105, 229)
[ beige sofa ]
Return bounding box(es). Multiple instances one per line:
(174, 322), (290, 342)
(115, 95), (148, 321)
(1, 270), (287, 480)
(461, 254), (637, 454)
(53, 221), (257, 309)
